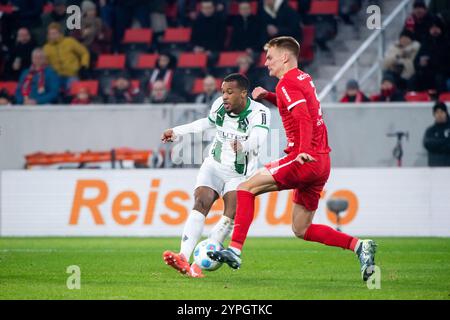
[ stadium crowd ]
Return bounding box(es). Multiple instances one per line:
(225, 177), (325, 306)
(0, 0), (448, 105)
(0, 0), (365, 105)
(341, 0), (450, 103)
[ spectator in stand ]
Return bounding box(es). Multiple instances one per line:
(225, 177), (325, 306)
(99, 0), (114, 28)
(191, 0), (226, 56)
(409, 16), (450, 93)
(149, 80), (185, 104)
(4, 27), (36, 81)
(340, 79), (370, 103)
(147, 52), (176, 92)
(194, 75), (220, 104)
(71, 87), (92, 105)
(43, 23), (90, 91)
(15, 48), (60, 105)
(109, 72), (144, 104)
(0, 89), (14, 105)
(71, 1), (112, 60)
(229, 1), (262, 54)
(339, 0), (363, 25)
(404, 0), (434, 43)
(429, 0), (450, 30)
(9, 0), (44, 45)
(383, 30), (421, 90)
(149, 0), (168, 41)
(40, 0), (69, 44)
(423, 102), (450, 167)
(236, 54), (260, 91)
(371, 74), (405, 102)
(259, 0), (302, 46)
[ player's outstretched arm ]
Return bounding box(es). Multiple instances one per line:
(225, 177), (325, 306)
(252, 87), (277, 105)
(163, 118), (214, 143)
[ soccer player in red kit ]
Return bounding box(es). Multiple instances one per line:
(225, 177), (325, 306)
(208, 36), (377, 281)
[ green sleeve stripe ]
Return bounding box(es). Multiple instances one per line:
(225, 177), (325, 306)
(208, 116), (215, 124)
(254, 125), (269, 131)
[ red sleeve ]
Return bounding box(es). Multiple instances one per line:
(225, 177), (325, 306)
(282, 79), (312, 153)
(265, 92), (277, 105)
(278, 81), (307, 111)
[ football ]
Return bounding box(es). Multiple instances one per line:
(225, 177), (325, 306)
(193, 239), (224, 271)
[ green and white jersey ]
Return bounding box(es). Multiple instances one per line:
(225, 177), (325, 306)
(208, 96), (271, 176)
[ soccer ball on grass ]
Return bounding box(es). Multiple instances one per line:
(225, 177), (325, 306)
(193, 239), (223, 271)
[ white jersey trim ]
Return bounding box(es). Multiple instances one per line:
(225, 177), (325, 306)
(287, 99), (306, 111)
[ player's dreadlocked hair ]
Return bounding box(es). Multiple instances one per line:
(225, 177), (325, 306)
(264, 36), (300, 58)
(223, 73), (250, 92)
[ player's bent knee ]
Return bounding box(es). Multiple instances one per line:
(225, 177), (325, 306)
(292, 225), (308, 239)
(193, 196), (214, 215)
(237, 181), (252, 192)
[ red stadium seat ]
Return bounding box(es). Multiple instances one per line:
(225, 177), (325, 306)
(192, 78), (223, 95)
(288, 1), (299, 11)
(439, 92), (450, 102)
(0, 81), (18, 95)
(217, 51), (247, 67)
(229, 1), (258, 15)
(43, 3), (53, 14)
(162, 28), (192, 43)
(122, 28), (153, 45)
(0, 4), (14, 14)
(96, 54), (126, 69)
(405, 91), (431, 102)
(177, 52), (207, 68)
(258, 52), (266, 67)
(135, 54), (159, 69)
(70, 80), (99, 96)
(300, 25), (316, 63)
(309, 0), (339, 15)
(165, 2), (178, 19)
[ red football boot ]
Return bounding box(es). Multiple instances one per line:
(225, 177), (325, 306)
(189, 262), (204, 278)
(162, 250), (191, 276)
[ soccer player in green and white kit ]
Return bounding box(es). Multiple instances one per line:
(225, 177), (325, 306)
(162, 73), (271, 278)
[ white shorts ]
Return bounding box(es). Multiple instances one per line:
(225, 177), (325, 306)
(194, 157), (247, 196)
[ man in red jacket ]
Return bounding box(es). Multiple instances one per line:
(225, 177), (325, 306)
(209, 36), (377, 282)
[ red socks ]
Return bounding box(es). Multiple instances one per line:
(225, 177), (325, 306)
(230, 190), (255, 250)
(304, 224), (358, 251)
(229, 190), (359, 253)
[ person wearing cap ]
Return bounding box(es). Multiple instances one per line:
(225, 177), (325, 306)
(404, 0), (434, 43)
(423, 102), (450, 166)
(340, 79), (370, 103)
(371, 73), (405, 102)
(383, 29), (421, 89)
(409, 16), (450, 93)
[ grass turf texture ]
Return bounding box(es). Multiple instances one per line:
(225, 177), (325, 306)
(0, 237), (449, 300)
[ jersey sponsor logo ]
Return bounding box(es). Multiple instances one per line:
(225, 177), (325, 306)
(281, 86), (291, 103)
(261, 112), (267, 125)
(297, 73), (310, 81)
(217, 130), (248, 141)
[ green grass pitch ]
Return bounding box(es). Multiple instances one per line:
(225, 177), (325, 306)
(0, 237), (449, 300)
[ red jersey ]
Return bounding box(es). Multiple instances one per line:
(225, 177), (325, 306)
(268, 68), (331, 155)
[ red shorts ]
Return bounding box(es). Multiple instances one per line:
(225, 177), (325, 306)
(265, 153), (330, 211)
